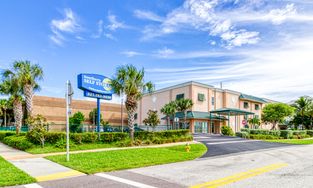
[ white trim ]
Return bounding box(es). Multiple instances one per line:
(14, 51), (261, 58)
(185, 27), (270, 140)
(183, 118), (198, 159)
(95, 173), (157, 188)
(24, 183), (43, 188)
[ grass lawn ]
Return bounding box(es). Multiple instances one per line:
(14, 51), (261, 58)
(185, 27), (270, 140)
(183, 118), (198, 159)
(46, 143), (207, 174)
(0, 156), (35, 187)
(265, 138), (313, 145)
(26, 143), (116, 154)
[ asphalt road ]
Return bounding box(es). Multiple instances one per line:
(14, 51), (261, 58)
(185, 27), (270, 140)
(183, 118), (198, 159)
(8, 135), (313, 188)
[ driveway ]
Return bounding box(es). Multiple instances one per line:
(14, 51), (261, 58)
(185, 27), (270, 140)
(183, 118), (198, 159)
(193, 133), (292, 158)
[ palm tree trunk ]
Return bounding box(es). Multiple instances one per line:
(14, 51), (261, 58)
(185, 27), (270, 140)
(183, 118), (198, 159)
(167, 116), (170, 130)
(184, 111), (187, 129)
(13, 99), (23, 135)
(24, 84), (33, 117)
(127, 109), (135, 141)
(4, 110), (6, 127)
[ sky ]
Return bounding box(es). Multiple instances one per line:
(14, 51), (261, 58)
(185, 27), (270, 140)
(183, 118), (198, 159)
(0, 0), (313, 103)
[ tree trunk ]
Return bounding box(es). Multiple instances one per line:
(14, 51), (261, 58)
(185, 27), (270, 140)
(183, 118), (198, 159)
(4, 110), (6, 127)
(127, 109), (135, 141)
(167, 116), (170, 130)
(13, 99), (23, 135)
(184, 111), (187, 129)
(271, 122), (277, 130)
(24, 84), (33, 117)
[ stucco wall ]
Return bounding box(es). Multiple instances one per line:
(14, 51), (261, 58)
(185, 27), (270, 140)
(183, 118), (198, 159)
(32, 96), (127, 126)
(191, 85), (209, 112)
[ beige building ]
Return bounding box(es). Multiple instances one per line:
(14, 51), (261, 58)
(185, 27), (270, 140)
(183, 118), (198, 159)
(32, 96), (127, 131)
(137, 81), (271, 134)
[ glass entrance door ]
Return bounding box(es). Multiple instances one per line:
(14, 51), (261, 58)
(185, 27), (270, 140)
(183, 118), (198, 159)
(210, 122), (215, 134)
(194, 121), (208, 133)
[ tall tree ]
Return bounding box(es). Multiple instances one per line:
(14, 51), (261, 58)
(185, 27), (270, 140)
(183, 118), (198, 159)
(111, 65), (153, 141)
(0, 71), (24, 134)
(161, 101), (177, 130)
(143, 110), (160, 131)
(13, 61), (43, 116)
(0, 99), (11, 126)
(176, 98), (193, 129)
(262, 103), (294, 130)
(291, 96), (312, 129)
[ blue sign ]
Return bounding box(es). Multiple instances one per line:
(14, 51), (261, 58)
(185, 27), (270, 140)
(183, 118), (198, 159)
(78, 74), (114, 95)
(84, 90), (112, 100)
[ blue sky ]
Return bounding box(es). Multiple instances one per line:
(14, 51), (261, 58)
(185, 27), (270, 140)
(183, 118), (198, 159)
(0, 0), (313, 103)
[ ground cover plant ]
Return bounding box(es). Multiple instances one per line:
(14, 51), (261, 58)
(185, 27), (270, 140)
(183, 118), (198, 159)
(264, 139), (313, 145)
(0, 156), (35, 186)
(46, 143), (207, 174)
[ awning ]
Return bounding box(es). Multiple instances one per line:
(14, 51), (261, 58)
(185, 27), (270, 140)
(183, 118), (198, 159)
(210, 108), (255, 115)
(162, 111), (228, 121)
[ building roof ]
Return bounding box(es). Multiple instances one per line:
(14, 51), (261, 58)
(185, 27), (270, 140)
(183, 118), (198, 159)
(162, 111), (228, 121)
(210, 108), (255, 115)
(239, 94), (268, 103)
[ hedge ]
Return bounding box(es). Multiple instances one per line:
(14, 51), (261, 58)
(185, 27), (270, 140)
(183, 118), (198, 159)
(236, 131), (249, 138)
(292, 130), (307, 136)
(249, 129), (269, 135)
(2, 136), (34, 150)
(280, 130), (293, 139)
(134, 129), (190, 140)
(240, 128), (250, 133)
(249, 134), (279, 140)
(221, 126), (234, 136)
(0, 132), (16, 141)
(307, 130), (313, 137)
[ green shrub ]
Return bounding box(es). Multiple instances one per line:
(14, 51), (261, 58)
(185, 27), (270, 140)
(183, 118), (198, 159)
(45, 132), (66, 144)
(221, 126), (234, 136)
(292, 130), (307, 136)
(249, 129), (269, 135)
(54, 138), (75, 148)
(100, 132), (128, 143)
(236, 132), (249, 138)
(116, 139), (132, 147)
(307, 130), (313, 137)
(70, 133), (83, 144)
(0, 131), (15, 141)
(280, 130), (293, 139)
(134, 130), (189, 140)
(80, 133), (98, 143)
(3, 136), (34, 150)
(240, 128), (250, 133)
(269, 130), (280, 137)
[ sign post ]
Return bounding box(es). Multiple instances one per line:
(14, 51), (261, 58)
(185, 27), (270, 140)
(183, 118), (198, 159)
(77, 74), (114, 138)
(66, 80), (73, 162)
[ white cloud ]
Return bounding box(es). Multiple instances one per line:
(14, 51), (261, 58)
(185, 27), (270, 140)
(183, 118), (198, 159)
(265, 3), (297, 25)
(147, 35), (313, 102)
(91, 20), (104, 38)
(155, 47), (175, 58)
(103, 33), (117, 41)
(107, 13), (127, 31)
(50, 8), (81, 46)
(121, 51), (143, 57)
(134, 10), (164, 22)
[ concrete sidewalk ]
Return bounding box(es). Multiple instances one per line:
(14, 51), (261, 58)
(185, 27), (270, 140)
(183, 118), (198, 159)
(0, 143), (85, 182)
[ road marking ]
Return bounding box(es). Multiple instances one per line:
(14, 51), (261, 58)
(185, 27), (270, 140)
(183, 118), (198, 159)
(24, 183), (43, 188)
(95, 173), (157, 188)
(35, 170), (85, 182)
(190, 163), (288, 188)
(206, 140), (260, 145)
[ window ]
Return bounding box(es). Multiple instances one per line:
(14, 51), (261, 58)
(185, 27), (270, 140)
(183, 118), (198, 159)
(255, 104), (260, 110)
(198, 93), (205, 101)
(176, 93), (184, 100)
(244, 102), (249, 109)
(211, 97), (215, 105)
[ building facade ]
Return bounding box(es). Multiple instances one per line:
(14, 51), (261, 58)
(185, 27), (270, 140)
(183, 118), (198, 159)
(32, 96), (127, 131)
(137, 81), (272, 134)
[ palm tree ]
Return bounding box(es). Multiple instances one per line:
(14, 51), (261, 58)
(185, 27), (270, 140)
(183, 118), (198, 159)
(111, 65), (153, 141)
(0, 99), (11, 126)
(292, 96), (311, 128)
(0, 71), (24, 134)
(13, 61), (43, 116)
(176, 98), (193, 129)
(161, 101), (177, 130)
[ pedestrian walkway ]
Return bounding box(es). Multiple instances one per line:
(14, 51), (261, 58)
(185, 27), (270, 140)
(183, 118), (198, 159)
(0, 143), (85, 182)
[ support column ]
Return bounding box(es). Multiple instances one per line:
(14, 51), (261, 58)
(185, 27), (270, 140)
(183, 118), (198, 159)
(97, 98), (101, 139)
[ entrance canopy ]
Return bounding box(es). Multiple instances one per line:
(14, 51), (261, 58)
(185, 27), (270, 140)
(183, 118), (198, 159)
(210, 108), (255, 128)
(162, 111), (228, 121)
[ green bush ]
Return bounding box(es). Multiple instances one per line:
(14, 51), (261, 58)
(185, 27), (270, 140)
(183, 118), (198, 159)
(100, 132), (128, 143)
(45, 132), (66, 144)
(280, 130), (293, 139)
(249, 129), (269, 135)
(236, 131), (249, 138)
(134, 130), (190, 140)
(269, 130), (281, 137)
(307, 130), (313, 137)
(80, 133), (98, 143)
(0, 131), (16, 141)
(292, 130), (307, 136)
(221, 126), (234, 136)
(240, 128), (250, 133)
(3, 136), (34, 150)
